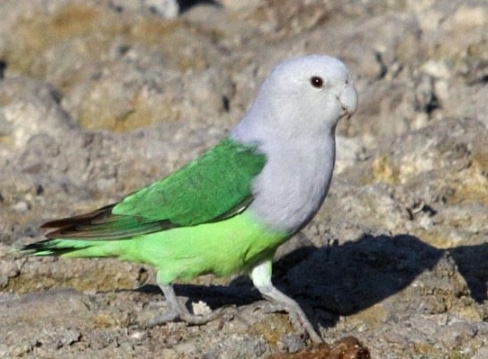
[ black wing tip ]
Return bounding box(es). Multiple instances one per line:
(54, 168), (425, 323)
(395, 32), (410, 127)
(38, 203), (176, 241)
(41, 204), (116, 229)
(39, 204), (118, 239)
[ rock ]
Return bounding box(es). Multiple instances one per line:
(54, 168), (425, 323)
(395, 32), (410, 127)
(269, 336), (370, 359)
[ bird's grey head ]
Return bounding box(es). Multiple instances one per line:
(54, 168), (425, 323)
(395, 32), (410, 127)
(232, 55), (358, 142)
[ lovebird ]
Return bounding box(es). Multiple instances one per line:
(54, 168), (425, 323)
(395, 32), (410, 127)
(20, 55), (358, 343)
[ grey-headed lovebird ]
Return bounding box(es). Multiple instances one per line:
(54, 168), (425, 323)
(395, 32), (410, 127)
(20, 55), (358, 343)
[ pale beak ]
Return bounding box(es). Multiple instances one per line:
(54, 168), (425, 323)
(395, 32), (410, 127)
(338, 81), (358, 119)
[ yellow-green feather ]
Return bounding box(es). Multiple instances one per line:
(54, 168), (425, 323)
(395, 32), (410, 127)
(42, 212), (289, 284)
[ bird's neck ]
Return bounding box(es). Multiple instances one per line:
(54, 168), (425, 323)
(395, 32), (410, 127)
(235, 126), (337, 233)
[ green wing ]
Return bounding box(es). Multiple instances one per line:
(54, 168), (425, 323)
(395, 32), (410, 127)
(42, 137), (266, 240)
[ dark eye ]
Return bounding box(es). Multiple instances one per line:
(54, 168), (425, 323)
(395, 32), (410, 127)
(310, 76), (324, 88)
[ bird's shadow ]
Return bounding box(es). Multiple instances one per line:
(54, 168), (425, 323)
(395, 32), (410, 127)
(137, 233), (488, 331)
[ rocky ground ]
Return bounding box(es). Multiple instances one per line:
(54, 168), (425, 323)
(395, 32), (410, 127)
(0, 0), (487, 358)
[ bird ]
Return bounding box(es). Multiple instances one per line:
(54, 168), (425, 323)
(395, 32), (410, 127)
(20, 54), (358, 343)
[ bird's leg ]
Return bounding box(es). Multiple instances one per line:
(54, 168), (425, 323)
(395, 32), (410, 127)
(250, 259), (323, 343)
(146, 283), (226, 327)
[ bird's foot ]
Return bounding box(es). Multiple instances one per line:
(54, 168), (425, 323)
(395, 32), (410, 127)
(250, 260), (323, 343)
(145, 306), (227, 327)
(286, 305), (323, 344)
(144, 283), (231, 328)
(259, 299), (322, 344)
(248, 299), (282, 314)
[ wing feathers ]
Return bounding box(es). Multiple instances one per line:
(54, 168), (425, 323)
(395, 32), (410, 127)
(40, 138), (266, 241)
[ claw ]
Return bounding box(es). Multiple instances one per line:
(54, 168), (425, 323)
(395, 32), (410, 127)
(145, 284), (228, 327)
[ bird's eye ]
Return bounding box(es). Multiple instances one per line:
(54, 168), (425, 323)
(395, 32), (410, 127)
(310, 76), (324, 88)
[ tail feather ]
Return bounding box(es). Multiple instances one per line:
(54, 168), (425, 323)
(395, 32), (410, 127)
(20, 238), (122, 258)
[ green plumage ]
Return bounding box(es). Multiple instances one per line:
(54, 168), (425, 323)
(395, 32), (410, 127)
(23, 136), (279, 284)
(34, 213), (289, 284)
(114, 137), (265, 225)
(35, 137), (266, 241)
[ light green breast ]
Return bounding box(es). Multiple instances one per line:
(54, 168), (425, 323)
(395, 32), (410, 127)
(118, 211), (290, 284)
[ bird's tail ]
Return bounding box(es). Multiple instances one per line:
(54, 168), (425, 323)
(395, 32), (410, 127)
(19, 204), (146, 259)
(19, 238), (126, 259)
